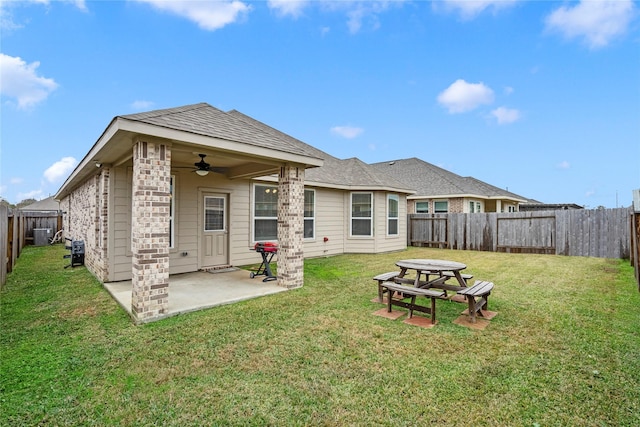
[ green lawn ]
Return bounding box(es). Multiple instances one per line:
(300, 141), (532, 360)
(2, 244), (639, 426)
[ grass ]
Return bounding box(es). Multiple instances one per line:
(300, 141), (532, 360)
(1, 244), (639, 426)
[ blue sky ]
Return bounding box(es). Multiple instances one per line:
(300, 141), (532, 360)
(1, 0), (638, 208)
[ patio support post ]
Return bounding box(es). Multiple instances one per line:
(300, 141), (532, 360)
(130, 140), (172, 323)
(277, 164), (305, 289)
(94, 168), (110, 281)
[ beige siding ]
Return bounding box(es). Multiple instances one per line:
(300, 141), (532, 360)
(302, 187), (345, 258)
(169, 171), (199, 274)
(111, 166), (132, 281)
(109, 167), (409, 279)
(344, 191), (375, 254)
(344, 191), (407, 254)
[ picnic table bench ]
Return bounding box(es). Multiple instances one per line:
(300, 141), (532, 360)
(380, 282), (445, 324)
(456, 280), (494, 323)
(373, 271), (401, 302)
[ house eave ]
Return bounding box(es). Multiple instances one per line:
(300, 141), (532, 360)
(55, 117), (324, 201)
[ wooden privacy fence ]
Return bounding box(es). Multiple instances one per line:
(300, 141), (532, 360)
(631, 211), (640, 291)
(408, 208), (633, 260)
(1, 208), (63, 289)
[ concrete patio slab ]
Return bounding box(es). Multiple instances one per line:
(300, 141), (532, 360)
(104, 269), (287, 321)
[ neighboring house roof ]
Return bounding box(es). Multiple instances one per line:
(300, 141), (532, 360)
(520, 203), (584, 211)
(20, 196), (60, 211)
(370, 157), (528, 202)
(228, 110), (415, 193)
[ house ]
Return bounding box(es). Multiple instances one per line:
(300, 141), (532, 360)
(519, 203), (584, 211)
(20, 196), (61, 212)
(54, 103), (413, 323)
(19, 196), (62, 246)
(370, 157), (528, 214)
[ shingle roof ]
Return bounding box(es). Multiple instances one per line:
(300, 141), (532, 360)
(120, 103), (320, 159)
(370, 157), (528, 200)
(20, 196), (60, 211)
(228, 110), (414, 192)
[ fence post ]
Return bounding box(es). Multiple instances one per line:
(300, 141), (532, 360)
(0, 205), (7, 288)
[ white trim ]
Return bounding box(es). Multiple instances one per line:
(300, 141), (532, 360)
(350, 192), (373, 237)
(253, 183), (278, 242)
(304, 188), (315, 240)
(387, 194), (399, 236)
(434, 200), (449, 213)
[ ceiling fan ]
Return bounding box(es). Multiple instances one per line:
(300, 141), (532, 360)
(179, 154), (227, 176)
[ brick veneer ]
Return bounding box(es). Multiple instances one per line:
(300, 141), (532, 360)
(277, 165), (305, 289)
(130, 140), (171, 322)
(59, 168), (110, 281)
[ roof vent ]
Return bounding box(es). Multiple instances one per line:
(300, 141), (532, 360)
(389, 161), (395, 165)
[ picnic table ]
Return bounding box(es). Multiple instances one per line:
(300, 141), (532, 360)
(374, 259), (496, 325)
(394, 259), (471, 292)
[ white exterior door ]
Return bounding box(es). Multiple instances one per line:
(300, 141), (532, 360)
(201, 193), (228, 267)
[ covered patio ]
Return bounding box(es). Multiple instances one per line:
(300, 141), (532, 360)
(104, 269), (287, 322)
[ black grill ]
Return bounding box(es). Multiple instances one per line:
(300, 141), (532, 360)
(64, 238), (85, 268)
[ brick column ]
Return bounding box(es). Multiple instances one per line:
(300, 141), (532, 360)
(95, 168), (110, 281)
(277, 165), (305, 289)
(131, 140), (171, 322)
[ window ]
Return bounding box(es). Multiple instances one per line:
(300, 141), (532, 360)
(304, 189), (315, 239)
(434, 200), (448, 213)
(204, 196), (225, 231)
(469, 201), (481, 213)
(415, 201), (429, 213)
(254, 184), (278, 241)
(388, 194), (399, 236)
(169, 175), (175, 248)
(351, 192), (373, 236)
(254, 184), (315, 241)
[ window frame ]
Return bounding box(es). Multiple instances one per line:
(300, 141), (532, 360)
(350, 192), (373, 237)
(253, 183), (278, 242)
(387, 194), (399, 236)
(415, 201), (429, 214)
(169, 175), (175, 248)
(434, 200), (449, 213)
(204, 195), (225, 232)
(304, 188), (315, 240)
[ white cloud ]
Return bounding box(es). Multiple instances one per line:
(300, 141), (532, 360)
(10, 177), (24, 185)
(503, 86), (514, 95)
(134, 0), (251, 31)
(491, 106), (521, 124)
(268, 0), (308, 18)
(557, 160), (571, 170)
(344, 2), (390, 34)
(131, 100), (155, 111)
(330, 126), (364, 139)
(545, 0), (636, 49)
(1, 0), (87, 31)
(0, 54), (58, 109)
(44, 157), (77, 183)
(437, 79), (494, 113)
(439, 0), (518, 20)
(262, 1), (406, 34)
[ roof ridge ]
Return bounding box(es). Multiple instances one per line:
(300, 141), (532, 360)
(120, 102), (211, 121)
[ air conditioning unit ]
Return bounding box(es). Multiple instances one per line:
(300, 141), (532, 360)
(33, 228), (52, 246)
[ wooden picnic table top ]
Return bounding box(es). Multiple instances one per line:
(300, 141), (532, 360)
(395, 259), (467, 272)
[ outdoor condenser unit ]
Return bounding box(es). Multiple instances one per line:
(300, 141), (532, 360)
(33, 228), (52, 246)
